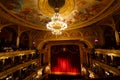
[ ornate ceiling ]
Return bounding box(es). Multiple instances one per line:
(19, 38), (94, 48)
(0, 0), (120, 31)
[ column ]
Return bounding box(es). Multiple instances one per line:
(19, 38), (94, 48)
(16, 36), (20, 48)
(115, 30), (119, 45)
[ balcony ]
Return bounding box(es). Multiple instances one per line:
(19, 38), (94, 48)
(0, 50), (41, 80)
(90, 49), (120, 77)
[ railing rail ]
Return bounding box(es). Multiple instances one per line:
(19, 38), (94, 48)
(0, 50), (36, 59)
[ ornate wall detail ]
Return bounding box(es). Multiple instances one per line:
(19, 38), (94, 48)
(44, 32), (69, 40)
(0, 17), (10, 25)
(0, 16), (13, 31)
(68, 30), (83, 38)
(97, 17), (116, 30)
(44, 30), (84, 40)
(83, 30), (97, 37)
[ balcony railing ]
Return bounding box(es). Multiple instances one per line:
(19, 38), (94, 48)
(90, 49), (120, 77)
(0, 50), (41, 79)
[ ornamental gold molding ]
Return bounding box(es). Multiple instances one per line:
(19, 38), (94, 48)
(0, 50), (35, 59)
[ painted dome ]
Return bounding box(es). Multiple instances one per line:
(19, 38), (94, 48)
(0, 0), (119, 30)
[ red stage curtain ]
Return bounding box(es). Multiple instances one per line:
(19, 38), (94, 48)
(51, 45), (80, 75)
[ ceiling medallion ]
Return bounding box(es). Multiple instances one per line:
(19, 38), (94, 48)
(38, 0), (74, 17)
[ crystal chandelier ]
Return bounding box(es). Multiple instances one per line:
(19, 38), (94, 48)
(46, 8), (67, 35)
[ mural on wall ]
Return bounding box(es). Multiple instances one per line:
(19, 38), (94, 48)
(0, 0), (113, 26)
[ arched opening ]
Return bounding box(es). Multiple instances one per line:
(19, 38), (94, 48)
(0, 27), (17, 52)
(19, 32), (29, 50)
(103, 26), (116, 49)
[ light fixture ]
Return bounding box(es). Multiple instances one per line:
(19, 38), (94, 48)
(46, 8), (67, 35)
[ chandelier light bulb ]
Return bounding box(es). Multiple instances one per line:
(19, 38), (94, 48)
(46, 12), (67, 35)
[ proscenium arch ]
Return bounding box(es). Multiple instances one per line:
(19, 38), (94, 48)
(37, 39), (93, 50)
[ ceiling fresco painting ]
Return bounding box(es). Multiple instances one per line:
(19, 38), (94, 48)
(0, 0), (117, 30)
(0, 0), (23, 12)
